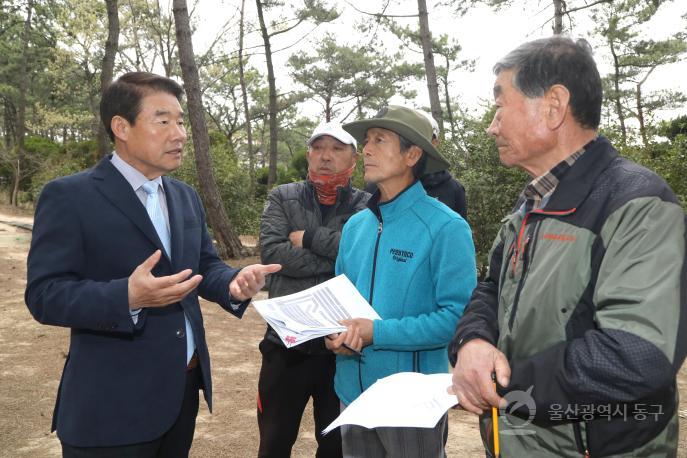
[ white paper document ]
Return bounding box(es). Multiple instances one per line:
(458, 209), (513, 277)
(322, 372), (458, 434)
(252, 274), (381, 348)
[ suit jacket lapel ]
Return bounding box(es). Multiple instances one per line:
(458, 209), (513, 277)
(162, 176), (185, 271)
(90, 157), (168, 257)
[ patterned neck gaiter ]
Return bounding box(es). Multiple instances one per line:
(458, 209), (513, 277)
(308, 165), (355, 205)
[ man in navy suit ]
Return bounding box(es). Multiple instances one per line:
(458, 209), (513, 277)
(25, 72), (280, 457)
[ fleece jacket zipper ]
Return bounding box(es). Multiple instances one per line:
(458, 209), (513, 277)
(359, 218), (383, 394)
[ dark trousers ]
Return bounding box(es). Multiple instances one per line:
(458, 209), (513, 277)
(61, 365), (201, 458)
(341, 411), (448, 458)
(257, 339), (342, 458)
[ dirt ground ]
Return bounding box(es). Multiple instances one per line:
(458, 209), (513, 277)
(0, 204), (684, 457)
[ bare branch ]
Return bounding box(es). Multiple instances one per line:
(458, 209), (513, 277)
(343, 0), (418, 18)
(268, 17), (305, 37)
(565, 0), (613, 15)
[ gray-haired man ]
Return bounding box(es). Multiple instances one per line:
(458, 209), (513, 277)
(449, 36), (686, 457)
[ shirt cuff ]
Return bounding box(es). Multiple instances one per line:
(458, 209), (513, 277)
(229, 298), (250, 312)
(130, 308), (141, 325)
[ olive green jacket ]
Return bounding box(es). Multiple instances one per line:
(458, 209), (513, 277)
(450, 136), (686, 457)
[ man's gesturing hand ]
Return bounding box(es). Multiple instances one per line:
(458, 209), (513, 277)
(128, 250), (203, 310)
(229, 263), (282, 301)
(448, 338), (511, 415)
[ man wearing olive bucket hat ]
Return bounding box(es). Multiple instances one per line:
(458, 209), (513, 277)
(325, 106), (477, 457)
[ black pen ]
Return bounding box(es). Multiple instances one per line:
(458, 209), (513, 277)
(342, 342), (363, 356)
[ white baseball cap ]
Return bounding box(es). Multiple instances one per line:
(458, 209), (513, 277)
(417, 110), (439, 140)
(307, 122), (357, 149)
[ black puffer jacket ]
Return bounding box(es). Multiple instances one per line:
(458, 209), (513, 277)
(420, 170), (467, 219)
(259, 180), (369, 354)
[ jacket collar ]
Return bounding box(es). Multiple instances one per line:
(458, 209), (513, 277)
(367, 180), (426, 222)
(90, 155), (177, 267)
(543, 136), (618, 212)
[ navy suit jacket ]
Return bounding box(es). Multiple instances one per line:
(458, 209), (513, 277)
(25, 156), (247, 447)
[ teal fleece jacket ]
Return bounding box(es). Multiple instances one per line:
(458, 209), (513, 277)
(334, 181), (477, 405)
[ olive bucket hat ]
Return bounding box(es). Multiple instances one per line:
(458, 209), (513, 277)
(342, 105), (450, 175)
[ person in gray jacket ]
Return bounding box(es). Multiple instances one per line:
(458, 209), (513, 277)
(256, 122), (369, 458)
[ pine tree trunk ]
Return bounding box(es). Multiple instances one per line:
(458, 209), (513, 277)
(3, 100), (15, 150)
(636, 83), (649, 149)
(172, 0), (245, 258)
(553, 0), (564, 34)
(98, 0), (119, 158)
(325, 96), (332, 122)
(636, 67), (656, 150)
(417, 0), (444, 139)
(442, 56), (456, 139)
(13, 0), (33, 206)
(609, 40), (627, 145)
(238, 0), (255, 195)
(256, 0), (278, 189)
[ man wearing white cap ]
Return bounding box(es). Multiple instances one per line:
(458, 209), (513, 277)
(256, 122), (369, 457)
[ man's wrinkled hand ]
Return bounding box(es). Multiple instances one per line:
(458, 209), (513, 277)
(448, 338), (511, 415)
(128, 250), (203, 310)
(229, 263), (282, 301)
(289, 230), (305, 248)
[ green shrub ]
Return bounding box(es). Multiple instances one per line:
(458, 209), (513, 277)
(174, 141), (262, 236)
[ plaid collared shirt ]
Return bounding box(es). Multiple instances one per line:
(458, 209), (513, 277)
(521, 146), (587, 213)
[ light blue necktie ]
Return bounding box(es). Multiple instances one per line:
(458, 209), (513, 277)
(141, 180), (195, 365)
